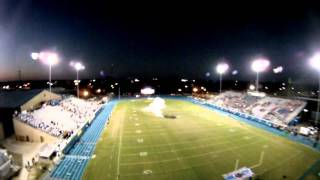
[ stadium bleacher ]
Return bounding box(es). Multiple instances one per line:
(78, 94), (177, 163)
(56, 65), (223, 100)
(209, 91), (261, 113)
(209, 91), (306, 126)
(17, 97), (100, 137)
(50, 100), (117, 180)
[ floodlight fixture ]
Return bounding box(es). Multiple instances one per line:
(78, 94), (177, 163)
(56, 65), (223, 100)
(32, 51), (60, 92)
(309, 52), (320, 71)
(31, 52), (39, 60)
(216, 62), (229, 93)
(251, 58), (270, 92)
(74, 62), (85, 71)
(251, 58), (270, 73)
(70, 61), (85, 98)
(216, 63), (229, 74)
(309, 52), (320, 125)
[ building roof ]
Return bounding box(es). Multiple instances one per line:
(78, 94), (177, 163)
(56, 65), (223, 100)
(0, 89), (44, 108)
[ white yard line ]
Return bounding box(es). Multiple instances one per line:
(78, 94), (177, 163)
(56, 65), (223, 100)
(122, 135), (264, 156)
(250, 151), (265, 169)
(116, 111), (124, 180)
(121, 131), (248, 149)
(234, 159), (239, 171)
(255, 150), (303, 176)
(120, 139), (264, 166)
(119, 158), (220, 177)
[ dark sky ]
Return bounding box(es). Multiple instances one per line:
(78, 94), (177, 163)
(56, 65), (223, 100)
(1, 1), (320, 83)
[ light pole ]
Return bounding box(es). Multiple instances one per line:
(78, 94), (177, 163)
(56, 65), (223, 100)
(251, 58), (270, 92)
(118, 85), (121, 100)
(309, 52), (320, 126)
(31, 51), (59, 92)
(49, 62), (52, 92)
(216, 63), (229, 93)
(72, 62), (85, 98)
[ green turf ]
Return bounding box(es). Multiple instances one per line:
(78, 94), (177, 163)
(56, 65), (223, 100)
(83, 99), (320, 180)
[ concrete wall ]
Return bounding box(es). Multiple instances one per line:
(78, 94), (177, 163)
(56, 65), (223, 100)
(13, 118), (58, 143)
(20, 90), (61, 111)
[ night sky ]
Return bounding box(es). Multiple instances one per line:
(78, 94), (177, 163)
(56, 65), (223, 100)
(1, 1), (320, 83)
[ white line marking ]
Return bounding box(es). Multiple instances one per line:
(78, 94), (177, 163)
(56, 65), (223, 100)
(234, 159), (239, 171)
(122, 134), (260, 156)
(116, 112), (124, 180)
(135, 130), (142, 134)
(137, 138), (144, 143)
(120, 139), (263, 166)
(250, 151), (265, 169)
(139, 152), (148, 157)
(122, 131), (248, 148)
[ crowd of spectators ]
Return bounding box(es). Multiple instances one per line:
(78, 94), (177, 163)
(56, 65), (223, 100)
(209, 91), (261, 112)
(248, 97), (305, 125)
(17, 97), (100, 137)
(209, 91), (306, 126)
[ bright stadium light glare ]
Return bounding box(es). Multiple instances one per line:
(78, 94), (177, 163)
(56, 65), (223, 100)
(47, 53), (59, 65)
(74, 62), (85, 71)
(309, 52), (320, 125)
(70, 61), (85, 98)
(251, 58), (270, 92)
(39, 52), (59, 66)
(216, 63), (229, 74)
(33, 51), (60, 92)
(309, 52), (320, 71)
(216, 62), (229, 93)
(273, 66), (283, 74)
(31, 52), (39, 60)
(251, 58), (270, 73)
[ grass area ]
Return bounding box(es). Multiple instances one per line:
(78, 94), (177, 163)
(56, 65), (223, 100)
(83, 98), (320, 180)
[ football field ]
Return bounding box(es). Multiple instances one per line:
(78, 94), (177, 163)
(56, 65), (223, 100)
(83, 98), (320, 180)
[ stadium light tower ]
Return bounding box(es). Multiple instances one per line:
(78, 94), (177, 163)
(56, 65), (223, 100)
(216, 63), (229, 93)
(72, 62), (85, 98)
(31, 51), (59, 92)
(251, 58), (270, 92)
(309, 52), (320, 125)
